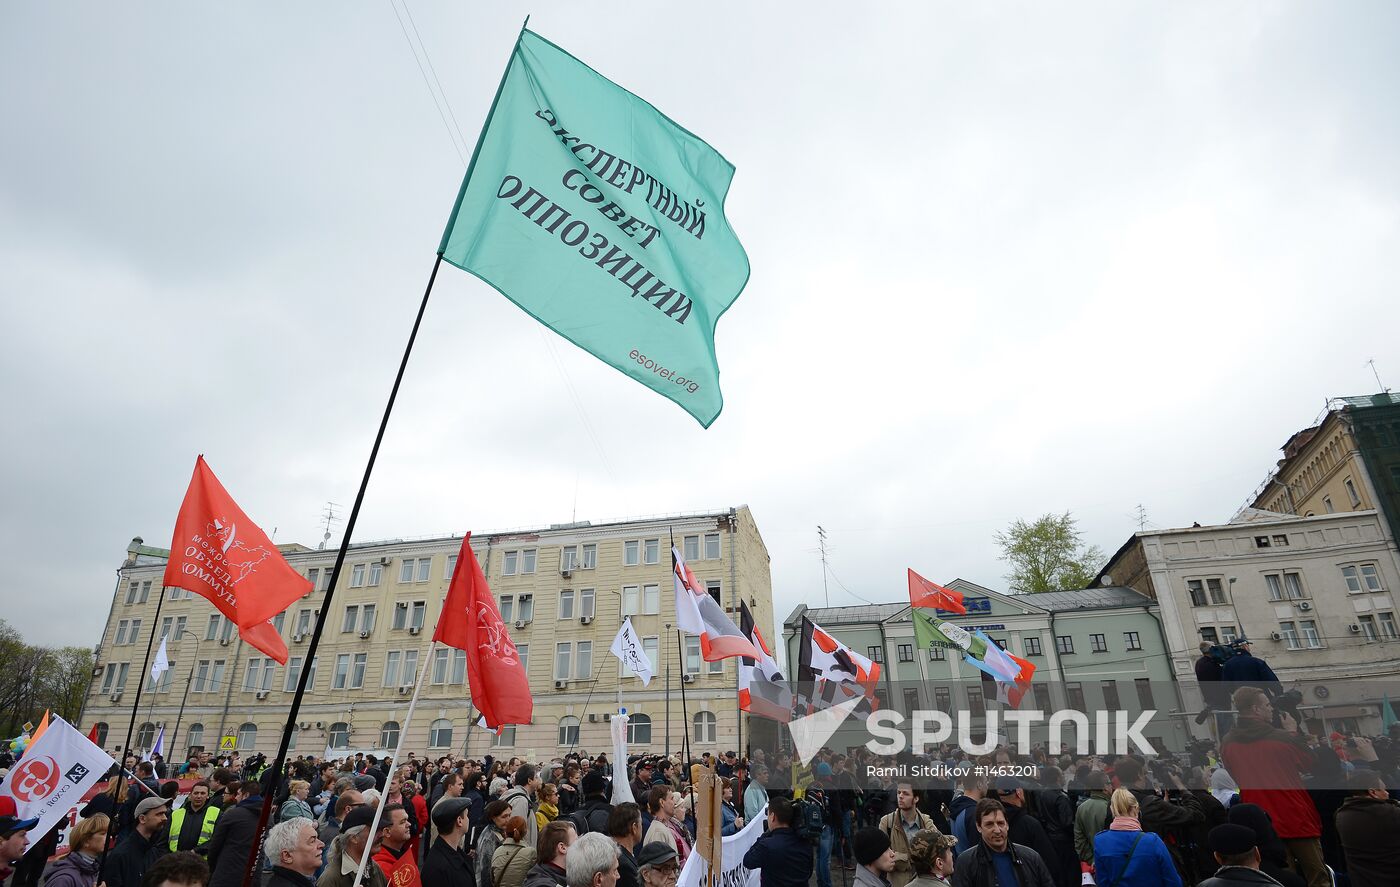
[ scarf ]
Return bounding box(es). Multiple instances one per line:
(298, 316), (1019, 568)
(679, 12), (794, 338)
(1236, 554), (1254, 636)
(1109, 816), (1141, 831)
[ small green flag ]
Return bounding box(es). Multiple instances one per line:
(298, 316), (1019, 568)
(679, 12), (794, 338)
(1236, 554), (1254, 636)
(913, 609), (986, 658)
(440, 29), (749, 428)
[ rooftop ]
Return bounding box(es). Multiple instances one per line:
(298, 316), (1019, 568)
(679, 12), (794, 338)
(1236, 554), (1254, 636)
(784, 585), (1153, 627)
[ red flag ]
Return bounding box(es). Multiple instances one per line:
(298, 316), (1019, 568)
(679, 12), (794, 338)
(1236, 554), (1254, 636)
(434, 534), (531, 729)
(162, 456), (311, 631)
(1000, 651), (1037, 708)
(241, 617), (290, 665)
(87, 724), (100, 745)
(907, 568), (966, 614)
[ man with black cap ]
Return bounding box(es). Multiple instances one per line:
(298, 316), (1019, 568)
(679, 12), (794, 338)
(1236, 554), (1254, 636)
(851, 826), (896, 887)
(950, 798), (1053, 887)
(1198, 823), (1284, 886)
(0, 796), (39, 882)
(635, 842), (680, 887)
(741, 797), (812, 887)
(103, 795), (170, 887)
(424, 796), (475, 887)
(318, 806), (387, 887)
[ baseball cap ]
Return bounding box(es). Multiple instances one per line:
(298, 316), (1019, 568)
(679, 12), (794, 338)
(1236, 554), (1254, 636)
(0, 797), (39, 834)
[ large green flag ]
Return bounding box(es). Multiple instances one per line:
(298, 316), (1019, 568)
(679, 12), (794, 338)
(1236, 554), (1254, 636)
(913, 608), (986, 658)
(440, 29), (749, 428)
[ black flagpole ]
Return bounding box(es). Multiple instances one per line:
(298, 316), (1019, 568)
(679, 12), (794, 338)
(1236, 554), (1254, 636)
(98, 586), (167, 872)
(239, 254), (444, 887)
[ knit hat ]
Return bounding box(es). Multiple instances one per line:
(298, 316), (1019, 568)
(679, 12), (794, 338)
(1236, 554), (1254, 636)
(582, 770), (608, 796)
(814, 762), (833, 778)
(1208, 824), (1257, 856)
(852, 827), (891, 866)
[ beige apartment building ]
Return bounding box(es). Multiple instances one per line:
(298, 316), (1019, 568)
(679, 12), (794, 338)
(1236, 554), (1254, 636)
(1096, 509), (1400, 735)
(80, 507), (774, 762)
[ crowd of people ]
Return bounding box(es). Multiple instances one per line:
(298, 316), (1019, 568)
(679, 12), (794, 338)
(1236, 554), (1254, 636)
(1, 679), (1399, 887)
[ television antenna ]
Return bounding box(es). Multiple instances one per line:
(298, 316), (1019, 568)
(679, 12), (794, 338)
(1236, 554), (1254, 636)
(318, 502), (343, 550)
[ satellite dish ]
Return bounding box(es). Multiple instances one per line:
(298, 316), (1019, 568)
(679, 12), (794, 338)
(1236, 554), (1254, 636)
(1101, 574), (1115, 587)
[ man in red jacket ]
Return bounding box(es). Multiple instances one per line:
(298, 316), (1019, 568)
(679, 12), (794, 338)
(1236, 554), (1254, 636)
(1220, 686), (1325, 887)
(373, 804), (423, 887)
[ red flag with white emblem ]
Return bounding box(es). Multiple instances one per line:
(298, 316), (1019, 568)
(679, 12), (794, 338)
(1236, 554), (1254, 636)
(163, 456), (311, 633)
(435, 534), (531, 729)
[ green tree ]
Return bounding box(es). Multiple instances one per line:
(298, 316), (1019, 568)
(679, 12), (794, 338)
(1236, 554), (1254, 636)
(38, 646), (96, 724)
(994, 512), (1105, 593)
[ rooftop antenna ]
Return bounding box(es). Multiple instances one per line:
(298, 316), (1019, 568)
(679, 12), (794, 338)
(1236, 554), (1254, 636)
(817, 525), (830, 608)
(1366, 358), (1389, 393)
(1135, 504), (1149, 532)
(318, 502), (343, 551)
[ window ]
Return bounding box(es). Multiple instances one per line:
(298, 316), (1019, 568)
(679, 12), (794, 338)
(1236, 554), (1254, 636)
(559, 716), (580, 746)
(308, 568), (322, 590)
(1056, 636), (1075, 655)
(295, 610), (313, 637)
(350, 653), (366, 688)
(967, 687), (985, 718)
(621, 637), (659, 679)
(684, 636), (702, 675)
(209, 660), (225, 691)
(521, 549), (537, 573)
(554, 643), (572, 681)
(1265, 573), (1306, 601)
(159, 617), (173, 640)
(643, 584), (660, 614)
(169, 587), (192, 601)
(135, 581), (151, 604)
(934, 687), (952, 710)
(1272, 535), (1290, 547)
(580, 589), (595, 620)
(1279, 621), (1301, 650)
(399, 559), (414, 582)
(559, 590), (575, 619)
(1324, 496), (1335, 513)
(333, 654), (350, 689)
(342, 606), (359, 633)
(1200, 627), (1219, 644)
(693, 711), (717, 743)
(125, 582), (139, 605)
(1220, 625), (1238, 643)
(351, 564), (365, 587)
(1359, 615), (1379, 642)
(115, 620), (130, 645)
(411, 602), (426, 630)
(898, 644), (914, 662)
(383, 651), (402, 688)
(627, 713), (652, 744)
(1124, 631), (1142, 651)
(1342, 564), (1385, 593)
(429, 719), (453, 748)
(1101, 680), (1120, 709)
(1023, 637), (1043, 656)
(236, 722), (256, 751)
(561, 546), (578, 572)
(1378, 612), (1399, 640)
(432, 648), (453, 684)
(492, 725), (516, 747)
(1346, 478), (1361, 507)
(1299, 620), (1322, 648)
(244, 659), (261, 691)
(684, 536), (700, 562)
(644, 539), (660, 565)
(445, 555), (457, 578)
(328, 722), (350, 749)
(503, 551), (518, 576)
(100, 663), (118, 694)
(1135, 678), (1154, 709)
(285, 657), (304, 692)
(1254, 536), (1271, 548)
(624, 541), (640, 566)
(185, 723), (202, 749)
(576, 641), (593, 679)
(368, 562), (383, 586)
(517, 595), (534, 622)
(582, 544), (596, 569)
(706, 580), (723, 606)
(451, 649), (466, 684)
(867, 646), (884, 663)
(148, 660), (175, 693)
(191, 661), (209, 693)
(136, 722), (155, 750)
(1090, 634), (1108, 653)
(499, 596), (514, 623)
(1032, 683), (1052, 711)
(380, 721), (400, 748)
(621, 586), (640, 615)
(709, 649), (723, 674)
(929, 646), (946, 661)
(704, 533), (721, 560)
(1066, 683), (1086, 711)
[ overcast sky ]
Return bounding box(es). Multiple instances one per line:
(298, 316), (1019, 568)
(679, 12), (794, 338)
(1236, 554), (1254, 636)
(3, 2), (1398, 650)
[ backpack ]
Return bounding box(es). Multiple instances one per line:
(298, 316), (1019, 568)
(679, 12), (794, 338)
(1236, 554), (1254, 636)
(795, 795), (826, 843)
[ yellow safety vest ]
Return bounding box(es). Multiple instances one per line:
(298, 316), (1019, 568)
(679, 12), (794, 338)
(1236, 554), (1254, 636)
(169, 803), (221, 851)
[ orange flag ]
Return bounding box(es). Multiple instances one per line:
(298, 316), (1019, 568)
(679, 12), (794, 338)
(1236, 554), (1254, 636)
(434, 534), (532, 729)
(163, 456), (310, 636)
(908, 568), (966, 614)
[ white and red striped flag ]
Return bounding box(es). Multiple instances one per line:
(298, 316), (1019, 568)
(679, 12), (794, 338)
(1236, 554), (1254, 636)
(673, 545), (762, 661)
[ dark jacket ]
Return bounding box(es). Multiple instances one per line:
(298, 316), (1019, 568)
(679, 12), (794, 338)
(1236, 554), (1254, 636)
(951, 842), (1054, 887)
(45, 851), (102, 887)
(423, 837), (475, 887)
(1199, 868), (1287, 887)
(1128, 787), (1205, 880)
(101, 829), (164, 887)
(741, 825), (812, 887)
(268, 865), (320, 887)
(207, 795), (266, 887)
(521, 861), (568, 887)
(947, 794), (979, 852)
(1334, 794), (1400, 887)
(615, 842), (640, 887)
(570, 797), (613, 835)
(1220, 651), (1280, 688)
(998, 803), (1058, 875)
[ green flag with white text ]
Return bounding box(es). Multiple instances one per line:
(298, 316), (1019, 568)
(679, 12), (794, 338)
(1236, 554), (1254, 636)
(440, 29), (749, 428)
(913, 608), (986, 658)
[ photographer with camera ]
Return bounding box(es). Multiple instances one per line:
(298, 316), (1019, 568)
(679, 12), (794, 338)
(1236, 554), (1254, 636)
(1219, 687), (1325, 887)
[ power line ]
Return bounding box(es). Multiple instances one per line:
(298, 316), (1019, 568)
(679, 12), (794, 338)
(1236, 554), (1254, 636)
(385, 0), (468, 165)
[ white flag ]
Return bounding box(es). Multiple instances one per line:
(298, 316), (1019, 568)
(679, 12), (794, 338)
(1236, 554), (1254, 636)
(0, 716), (114, 846)
(149, 637), (170, 684)
(609, 617), (653, 686)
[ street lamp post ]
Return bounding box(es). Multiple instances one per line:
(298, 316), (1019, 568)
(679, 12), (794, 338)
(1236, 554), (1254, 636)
(169, 629), (202, 759)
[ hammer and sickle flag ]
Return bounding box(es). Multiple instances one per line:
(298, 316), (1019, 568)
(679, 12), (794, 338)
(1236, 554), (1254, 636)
(439, 28), (749, 428)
